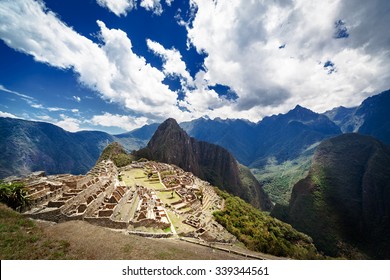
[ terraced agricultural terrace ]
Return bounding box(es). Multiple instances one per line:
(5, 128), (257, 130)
(15, 160), (236, 243)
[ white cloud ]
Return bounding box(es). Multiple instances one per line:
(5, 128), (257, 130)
(47, 107), (66, 112)
(30, 102), (67, 112)
(96, 0), (136, 17)
(146, 39), (194, 86)
(140, 0), (163, 15)
(0, 111), (18, 118)
(185, 0), (390, 120)
(97, 0), (170, 16)
(55, 114), (81, 132)
(91, 112), (149, 131)
(0, 84), (34, 100)
(1, 0), (388, 126)
(30, 103), (44, 109)
(165, 0), (174, 6)
(73, 96), (81, 102)
(0, 0), (188, 122)
(35, 115), (54, 121)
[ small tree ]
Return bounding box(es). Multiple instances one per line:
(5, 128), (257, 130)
(0, 181), (30, 210)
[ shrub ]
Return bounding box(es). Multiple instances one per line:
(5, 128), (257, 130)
(0, 181), (29, 210)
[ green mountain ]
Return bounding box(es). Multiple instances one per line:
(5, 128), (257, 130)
(136, 118), (272, 210)
(96, 142), (135, 168)
(213, 190), (321, 259)
(281, 133), (390, 259)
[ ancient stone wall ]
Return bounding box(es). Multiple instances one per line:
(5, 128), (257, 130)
(84, 217), (128, 229)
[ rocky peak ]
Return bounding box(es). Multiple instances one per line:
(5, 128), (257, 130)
(136, 118), (272, 210)
(287, 105), (318, 121)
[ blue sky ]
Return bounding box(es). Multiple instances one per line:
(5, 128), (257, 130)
(0, 0), (389, 134)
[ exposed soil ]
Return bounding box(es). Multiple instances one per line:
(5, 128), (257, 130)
(38, 219), (262, 260)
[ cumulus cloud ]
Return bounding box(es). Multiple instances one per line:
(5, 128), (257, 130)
(97, 0), (172, 16)
(146, 39), (194, 86)
(146, 39), (239, 118)
(140, 0), (163, 15)
(0, 0), (188, 122)
(55, 114), (81, 132)
(165, 0), (174, 6)
(96, 0), (136, 17)
(0, 111), (18, 118)
(186, 0), (390, 119)
(1, 0), (389, 126)
(91, 112), (149, 131)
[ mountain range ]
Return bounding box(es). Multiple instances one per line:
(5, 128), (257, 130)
(1, 89), (390, 259)
(1, 89), (389, 193)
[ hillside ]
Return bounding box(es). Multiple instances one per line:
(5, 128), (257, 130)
(0, 204), (256, 260)
(0, 118), (150, 179)
(96, 142), (135, 167)
(213, 190), (321, 259)
(282, 134), (390, 259)
(0, 117), (114, 178)
(136, 118), (272, 210)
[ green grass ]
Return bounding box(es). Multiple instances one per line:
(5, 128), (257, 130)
(0, 204), (72, 259)
(213, 190), (322, 259)
(122, 169), (165, 190)
(166, 210), (193, 233)
(158, 191), (181, 205)
(252, 156), (311, 205)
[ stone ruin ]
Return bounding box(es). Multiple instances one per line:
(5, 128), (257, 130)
(12, 159), (236, 243)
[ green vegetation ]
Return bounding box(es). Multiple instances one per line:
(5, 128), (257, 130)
(0, 181), (29, 210)
(122, 169), (165, 190)
(252, 156), (311, 205)
(158, 191), (181, 205)
(0, 204), (72, 259)
(97, 142), (135, 167)
(213, 190), (321, 259)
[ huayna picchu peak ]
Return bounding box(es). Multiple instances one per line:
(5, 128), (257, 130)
(135, 118), (272, 211)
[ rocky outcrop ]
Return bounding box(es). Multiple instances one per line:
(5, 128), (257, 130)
(136, 118), (272, 210)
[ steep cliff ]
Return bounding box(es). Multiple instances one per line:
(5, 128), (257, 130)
(285, 134), (390, 258)
(136, 118), (272, 210)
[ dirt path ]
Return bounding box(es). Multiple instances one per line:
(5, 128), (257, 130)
(39, 220), (255, 260)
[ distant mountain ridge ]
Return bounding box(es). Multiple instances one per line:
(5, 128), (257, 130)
(180, 118), (257, 165)
(135, 118), (272, 210)
(0, 118), (149, 178)
(251, 105), (341, 167)
(324, 89), (390, 147)
(1, 89), (389, 186)
(0, 118), (114, 178)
